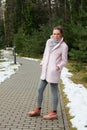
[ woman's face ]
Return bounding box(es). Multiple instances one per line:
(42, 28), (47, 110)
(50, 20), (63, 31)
(53, 29), (62, 40)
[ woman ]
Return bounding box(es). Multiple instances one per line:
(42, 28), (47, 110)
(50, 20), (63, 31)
(28, 26), (68, 119)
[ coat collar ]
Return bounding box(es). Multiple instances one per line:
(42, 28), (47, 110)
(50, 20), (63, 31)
(51, 37), (63, 51)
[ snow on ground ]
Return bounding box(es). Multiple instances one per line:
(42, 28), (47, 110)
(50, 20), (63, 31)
(0, 51), (87, 130)
(23, 57), (39, 62)
(0, 54), (20, 84)
(61, 67), (87, 130)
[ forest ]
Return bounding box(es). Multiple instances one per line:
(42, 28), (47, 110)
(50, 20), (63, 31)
(0, 0), (87, 63)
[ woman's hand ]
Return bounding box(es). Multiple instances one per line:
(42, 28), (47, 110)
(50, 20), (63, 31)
(40, 63), (42, 68)
(56, 66), (60, 71)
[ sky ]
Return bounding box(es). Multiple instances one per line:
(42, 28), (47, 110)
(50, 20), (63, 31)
(0, 50), (87, 130)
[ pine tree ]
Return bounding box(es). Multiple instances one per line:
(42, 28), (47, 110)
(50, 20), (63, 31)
(0, 0), (5, 48)
(4, 0), (15, 46)
(22, 0), (49, 34)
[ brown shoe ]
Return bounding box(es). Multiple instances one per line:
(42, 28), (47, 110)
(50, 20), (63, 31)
(28, 107), (41, 116)
(43, 110), (58, 119)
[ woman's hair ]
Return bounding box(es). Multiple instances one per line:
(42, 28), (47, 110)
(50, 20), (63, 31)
(53, 26), (64, 36)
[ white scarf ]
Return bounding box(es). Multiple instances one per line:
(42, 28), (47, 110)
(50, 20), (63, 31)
(50, 37), (63, 51)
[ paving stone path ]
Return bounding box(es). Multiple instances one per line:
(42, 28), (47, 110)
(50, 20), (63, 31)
(0, 56), (69, 130)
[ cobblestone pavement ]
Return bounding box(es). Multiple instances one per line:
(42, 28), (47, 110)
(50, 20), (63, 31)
(0, 57), (69, 130)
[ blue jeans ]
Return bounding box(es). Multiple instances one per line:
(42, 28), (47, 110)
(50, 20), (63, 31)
(37, 80), (59, 111)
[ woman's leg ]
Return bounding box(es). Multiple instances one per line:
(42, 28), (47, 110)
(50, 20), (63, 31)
(28, 80), (48, 116)
(50, 83), (59, 112)
(43, 83), (58, 119)
(37, 80), (48, 108)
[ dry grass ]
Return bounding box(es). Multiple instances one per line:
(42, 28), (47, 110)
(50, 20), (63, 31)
(67, 60), (87, 88)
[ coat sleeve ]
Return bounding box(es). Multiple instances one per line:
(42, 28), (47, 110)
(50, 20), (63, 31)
(57, 44), (68, 70)
(40, 40), (49, 66)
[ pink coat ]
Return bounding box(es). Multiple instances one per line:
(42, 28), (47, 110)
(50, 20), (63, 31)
(40, 38), (68, 83)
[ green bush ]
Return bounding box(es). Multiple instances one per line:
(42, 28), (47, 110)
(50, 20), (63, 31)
(65, 23), (87, 63)
(14, 24), (52, 58)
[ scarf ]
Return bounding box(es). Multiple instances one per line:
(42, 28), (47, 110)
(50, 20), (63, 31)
(50, 37), (63, 51)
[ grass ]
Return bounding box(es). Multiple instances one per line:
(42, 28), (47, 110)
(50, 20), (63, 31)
(0, 59), (6, 62)
(67, 60), (87, 88)
(60, 60), (87, 130)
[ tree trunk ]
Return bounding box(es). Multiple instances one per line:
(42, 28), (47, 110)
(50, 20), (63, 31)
(4, 0), (14, 46)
